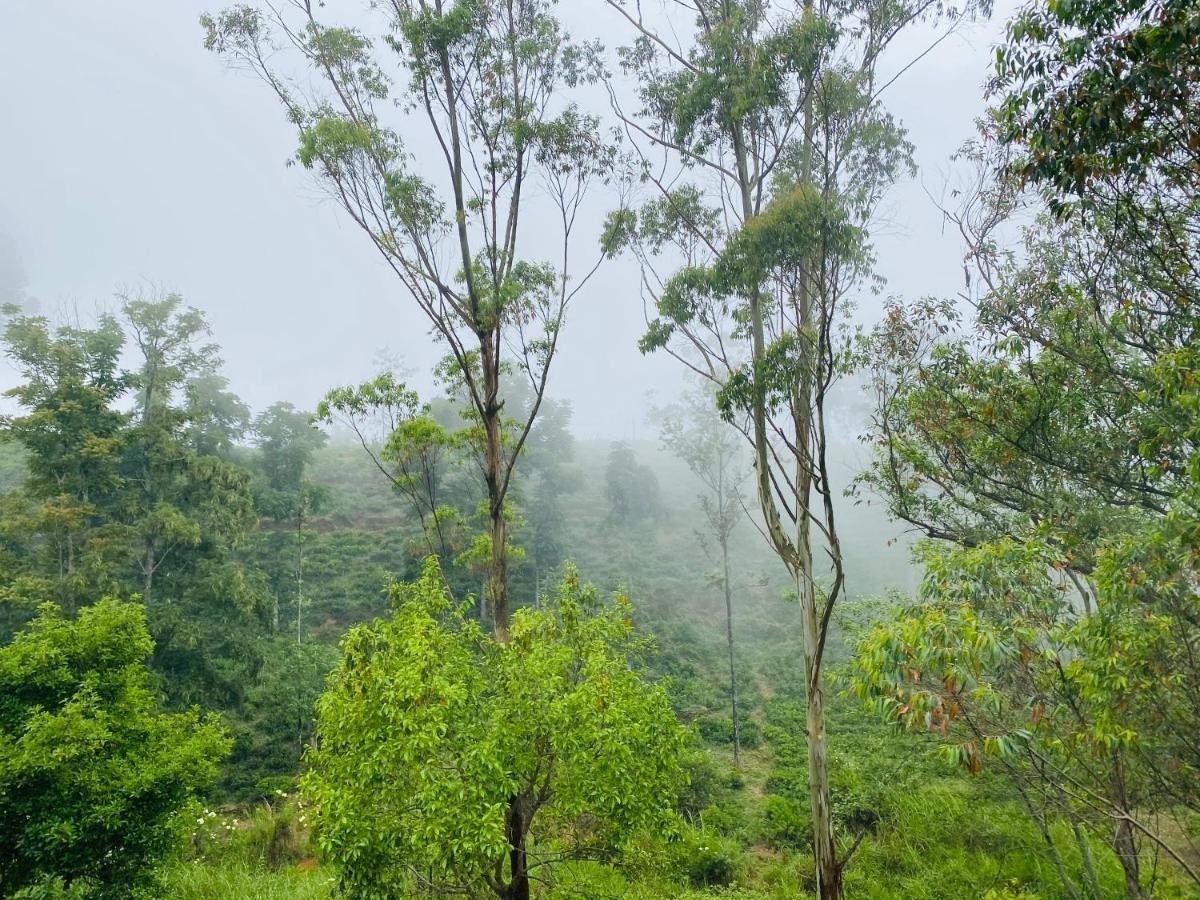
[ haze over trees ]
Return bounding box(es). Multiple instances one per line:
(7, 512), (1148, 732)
(0, 0), (1197, 898)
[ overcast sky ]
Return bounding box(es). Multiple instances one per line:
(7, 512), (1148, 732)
(0, 0), (1015, 439)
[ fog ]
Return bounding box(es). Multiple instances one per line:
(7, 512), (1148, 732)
(0, 0), (1013, 438)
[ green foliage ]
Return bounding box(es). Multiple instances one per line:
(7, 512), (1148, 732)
(996, 0), (1200, 203)
(671, 826), (739, 888)
(303, 559), (686, 897)
(252, 402), (327, 522)
(855, 0), (1200, 890)
(605, 442), (663, 526)
(0, 311), (131, 614)
(189, 791), (314, 871)
(159, 860), (333, 900)
(0, 600), (230, 898)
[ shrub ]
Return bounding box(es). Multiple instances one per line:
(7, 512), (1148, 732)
(303, 561), (687, 898)
(670, 827), (738, 887)
(761, 795), (812, 849)
(0, 600), (230, 898)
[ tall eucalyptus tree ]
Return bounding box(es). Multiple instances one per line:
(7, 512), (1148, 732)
(203, 0), (613, 641)
(600, 1), (980, 893)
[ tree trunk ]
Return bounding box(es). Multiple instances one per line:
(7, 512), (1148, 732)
(296, 501), (304, 646)
(1111, 758), (1145, 899)
(794, 4), (839, 890)
(143, 541), (155, 605)
(481, 336), (511, 643)
(502, 796), (531, 900)
(798, 538), (842, 900)
(488, 497), (510, 641)
(721, 533), (741, 768)
(1113, 817), (1144, 899)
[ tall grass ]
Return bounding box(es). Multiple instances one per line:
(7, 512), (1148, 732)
(159, 861), (334, 899)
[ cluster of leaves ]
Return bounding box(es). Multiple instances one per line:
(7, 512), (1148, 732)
(0, 297), (337, 798)
(854, 0), (1200, 893)
(0, 600), (229, 897)
(303, 559), (686, 898)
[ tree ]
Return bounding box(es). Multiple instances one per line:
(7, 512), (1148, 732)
(303, 559), (686, 900)
(253, 401), (328, 637)
(0, 310), (131, 617)
(121, 294), (220, 604)
(598, 1), (972, 892)
(656, 385), (747, 766)
(852, 2), (1200, 894)
(317, 373), (463, 565)
(203, 0), (613, 642)
(184, 373), (252, 459)
(604, 442), (661, 528)
(115, 296), (267, 711)
(0, 599), (229, 898)
(244, 636), (337, 787)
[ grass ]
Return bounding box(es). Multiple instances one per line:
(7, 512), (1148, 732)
(159, 861), (334, 899)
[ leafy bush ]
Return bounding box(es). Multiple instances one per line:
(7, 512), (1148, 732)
(696, 713), (762, 749)
(678, 747), (727, 819)
(761, 795), (812, 849)
(0, 600), (230, 898)
(303, 560), (687, 898)
(190, 793), (313, 870)
(670, 827), (738, 888)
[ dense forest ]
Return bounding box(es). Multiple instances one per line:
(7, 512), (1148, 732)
(1, 0), (1198, 898)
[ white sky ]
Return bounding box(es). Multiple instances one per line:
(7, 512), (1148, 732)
(0, 0), (1017, 438)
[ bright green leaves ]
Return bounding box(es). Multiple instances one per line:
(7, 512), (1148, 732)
(382, 170), (445, 237)
(532, 105), (615, 179)
(395, 0), (487, 59)
(469, 257), (558, 339)
(657, 5), (839, 155)
(720, 184), (855, 291)
(306, 25), (388, 101)
(850, 540), (1056, 770)
(295, 114), (395, 176)
(600, 207), (639, 259)
(303, 559), (686, 897)
(200, 5), (265, 56)
(0, 600), (229, 898)
(316, 370), (421, 427)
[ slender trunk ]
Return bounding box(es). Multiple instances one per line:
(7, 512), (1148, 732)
(1114, 818), (1144, 899)
(796, 4), (839, 892)
(1111, 758), (1146, 899)
(489, 498), (509, 640)
(798, 534), (841, 899)
(296, 502), (304, 647)
(721, 533), (741, 768)
(1054, 778), (1102, 899)
(481, 337), (510, 643)
(1012, 773), (1081, 900)
(1071, 815), (1102, 900)
(143, 541), (155, 605)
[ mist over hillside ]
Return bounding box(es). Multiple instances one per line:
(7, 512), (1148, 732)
(0, 1), (1196, 899)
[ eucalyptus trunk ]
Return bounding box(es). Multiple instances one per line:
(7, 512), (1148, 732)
(482, 362), (510, 642)
(721, 532), (741, 768)
(798, 531), (840, 899)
